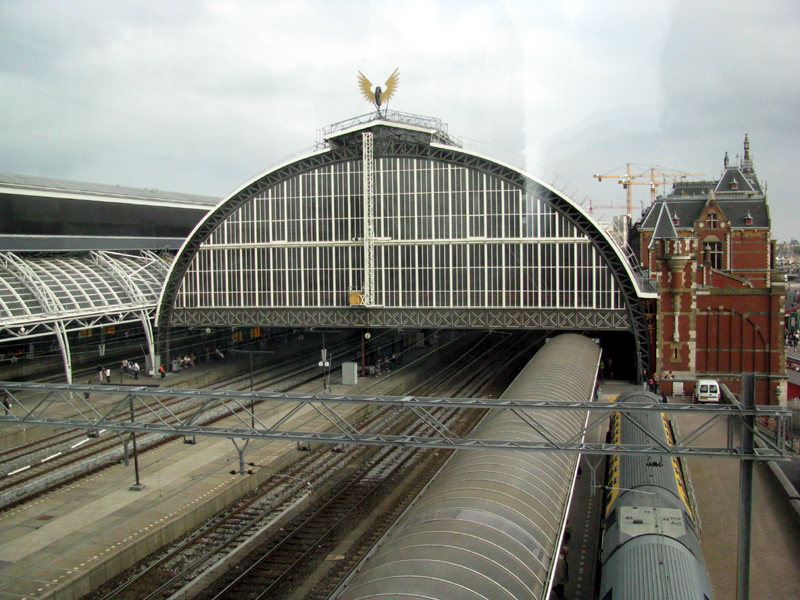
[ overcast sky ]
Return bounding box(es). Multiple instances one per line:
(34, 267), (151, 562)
(2, 0), (798, 240)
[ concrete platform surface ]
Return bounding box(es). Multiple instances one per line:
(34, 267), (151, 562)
(675, 398), (800, 600)
(0, 354), (411, 600)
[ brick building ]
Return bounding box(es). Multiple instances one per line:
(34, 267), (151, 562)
(631, 136), (786, 404)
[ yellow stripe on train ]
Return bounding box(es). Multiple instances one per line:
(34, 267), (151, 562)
(662, 410), (693, 518)
(605, 399), (621, 516)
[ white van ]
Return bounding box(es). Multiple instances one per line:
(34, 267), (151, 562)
(694, 379), (721, 403)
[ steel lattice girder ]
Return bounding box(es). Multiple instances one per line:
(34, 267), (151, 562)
(0, 382), (789, 460)
(168, 307), (632, 330)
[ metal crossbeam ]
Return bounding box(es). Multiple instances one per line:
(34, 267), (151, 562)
(0, 382), (790, 460)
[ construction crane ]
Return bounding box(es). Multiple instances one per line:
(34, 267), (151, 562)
(594, 164), (704, 220)
(587, 198), (628, 217)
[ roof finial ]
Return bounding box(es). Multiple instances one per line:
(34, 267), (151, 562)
(744, 134), (750, 161)
(358, 69), (400, 117)
(724, 151), (729, 168)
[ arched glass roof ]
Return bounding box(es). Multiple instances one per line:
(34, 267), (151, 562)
(156, 111), (654, 375)
(0, 250), (171, 338)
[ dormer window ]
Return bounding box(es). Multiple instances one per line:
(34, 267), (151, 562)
(744, 212), (753, 226)
(672, 215), (680, 226)
(708, 213), (718, 229)
(730, 180), (738, 190)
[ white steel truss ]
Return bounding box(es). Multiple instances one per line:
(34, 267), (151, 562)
(362, 131), (375, 306)
(0, 251), (172, 382)
(0, 383), (790, 460)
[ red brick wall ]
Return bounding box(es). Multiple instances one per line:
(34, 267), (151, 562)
(695, 291), (772, 374)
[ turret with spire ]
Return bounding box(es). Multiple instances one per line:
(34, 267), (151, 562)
(742, 134), (754, 174)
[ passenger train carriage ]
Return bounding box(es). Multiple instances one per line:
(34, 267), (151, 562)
(331, 334), (600, 600)
(599, 391), (714, 600)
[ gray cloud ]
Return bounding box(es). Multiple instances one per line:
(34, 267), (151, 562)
(1, 0), (797, 239)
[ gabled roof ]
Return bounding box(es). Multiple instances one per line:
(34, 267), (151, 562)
(639, 196), (769, 230)
(668, 180), (716, 197)
(635, 136), (769, 233)
(649, 203), (679, 249)
(715, 166), (761, 195)
(640, 198), (705, 229)
(719, 200), (769, 227)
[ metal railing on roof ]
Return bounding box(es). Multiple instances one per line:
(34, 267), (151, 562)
(317, 111), (458, 146)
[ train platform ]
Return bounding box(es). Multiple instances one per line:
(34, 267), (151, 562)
(0, 349), (423, 600)
(675, 399), (800, 600)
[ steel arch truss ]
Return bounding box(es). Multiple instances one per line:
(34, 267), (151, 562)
(0, 383), (790, 460)
(156, 115), (654, 374)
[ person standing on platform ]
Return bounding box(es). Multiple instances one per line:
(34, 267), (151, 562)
(3, 396), (11, 415)
(98, 368), (104, 384)
(104, 367), (111, 383)
(552, 545), (569, 599)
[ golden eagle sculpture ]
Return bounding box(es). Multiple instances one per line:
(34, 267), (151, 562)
(358, 68), (399, 115)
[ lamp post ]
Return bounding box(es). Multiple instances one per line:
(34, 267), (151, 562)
(319, 349), (331, 394)
(129, 398), (143, 491)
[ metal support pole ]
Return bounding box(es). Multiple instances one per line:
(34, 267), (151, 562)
(737, 373), (755, 600)
(232, 438), (250, 474)
(129, 399), (144, 490)
(140, 309), (156, 376)
(122, 437), (130, 466)
(249, 352), (255, 428)
(54, 322), (73, 384)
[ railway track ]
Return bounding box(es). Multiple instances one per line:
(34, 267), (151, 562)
(82, 330), (543, 600)
(0, 338), (362, 510)
(203, 442), (443, 600)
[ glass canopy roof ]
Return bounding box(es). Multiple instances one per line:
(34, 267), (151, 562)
(0, 250), (170, 336)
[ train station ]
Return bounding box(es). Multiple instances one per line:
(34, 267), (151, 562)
(0, 108), (797, 600)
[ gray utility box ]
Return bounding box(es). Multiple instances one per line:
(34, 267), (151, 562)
(342, 362), (359, 386)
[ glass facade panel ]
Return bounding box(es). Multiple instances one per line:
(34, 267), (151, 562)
(176, 155), (625, 311)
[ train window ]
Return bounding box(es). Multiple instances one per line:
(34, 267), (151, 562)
(685, 511), (698, 536)
(605, 508), (617, 530)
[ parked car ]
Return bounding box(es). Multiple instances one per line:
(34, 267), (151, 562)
(694, 379), (721, 403)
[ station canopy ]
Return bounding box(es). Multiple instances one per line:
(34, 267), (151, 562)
(0, 250), (171, 341)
